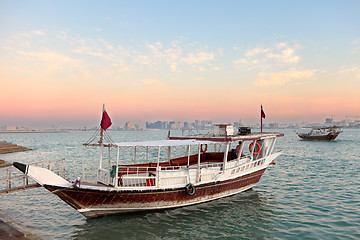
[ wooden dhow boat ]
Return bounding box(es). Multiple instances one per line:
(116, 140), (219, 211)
(13, 108), (284, 218)
(296, 126), (342, 140)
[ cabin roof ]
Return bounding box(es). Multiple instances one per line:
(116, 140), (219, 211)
(84, 139), (217, 148)
(113, 139), (216, 147)
(169, 132), (284, 142)
(83, 132), (284, 147)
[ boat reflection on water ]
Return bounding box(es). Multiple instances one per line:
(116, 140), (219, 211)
(73, 189), (277, 240)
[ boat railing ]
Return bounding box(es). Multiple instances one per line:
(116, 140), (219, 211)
(30, 159), (66, 178)
(83, 170), (97, 182)
(96, 144), (279, 188)
(181, 129), (212, 137)
(98, 168), (111, 185)
(96, 151), (277, 189)
(112, 161), (225, 188)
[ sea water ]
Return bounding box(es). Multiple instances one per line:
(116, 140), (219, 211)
(0, 129), (359, 240)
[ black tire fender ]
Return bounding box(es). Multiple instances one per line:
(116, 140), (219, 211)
(185, 183), (195, 196)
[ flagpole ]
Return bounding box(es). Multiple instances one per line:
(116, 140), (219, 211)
(100, 104), (105, 144)
(261, 108), (263, 133)
(261, 105), (265, 133)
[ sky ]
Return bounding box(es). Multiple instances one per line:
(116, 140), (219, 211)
(1, 0), (360, 129)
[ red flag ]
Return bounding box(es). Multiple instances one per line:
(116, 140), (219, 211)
(261, 105), (266, 119)
(101, 106), (112, 130)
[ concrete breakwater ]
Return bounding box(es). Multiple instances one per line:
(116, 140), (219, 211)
(0, 141), (31, 155)
(0, 218), (30, 239)
(0, 143), (39, 239)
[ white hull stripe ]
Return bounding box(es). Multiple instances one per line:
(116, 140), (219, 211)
(78, 184), (255, 213)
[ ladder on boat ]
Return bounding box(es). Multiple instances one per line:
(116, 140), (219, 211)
(0, 159), (66, 194)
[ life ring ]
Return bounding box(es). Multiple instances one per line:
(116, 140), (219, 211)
(201, 144), (208, 154)
(249, 142), (261, 155)
(185, 183), (196, 196)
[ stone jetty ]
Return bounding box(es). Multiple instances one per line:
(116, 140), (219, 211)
(0, 218), (30, 239)
(0, 141), (31, 154)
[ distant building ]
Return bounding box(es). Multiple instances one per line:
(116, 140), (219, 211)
(194, 120), (200, 128)
(176, 121), (184, 129)
(125, 121), (138, 130)
(325, 118), (333, 124)
(1, 126), (31, 131)
(146, 121), (163, 129)
(268, 123), (279, 129)
(201, 120), (212, 129)
(112, 125), (122, 130)
(168, 121), (176, 129)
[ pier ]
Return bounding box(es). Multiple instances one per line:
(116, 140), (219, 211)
(0, 218), (31, 239)
(0, 159), (65, 239)
(0, 159), (66, 194)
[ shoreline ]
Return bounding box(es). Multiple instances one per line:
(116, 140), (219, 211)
(0, 130), (80, 133)
(0, 213), (42, 240)
(0, 160), (12, 168)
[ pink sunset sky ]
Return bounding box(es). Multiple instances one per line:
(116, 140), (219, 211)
(1, 1), (360, 129)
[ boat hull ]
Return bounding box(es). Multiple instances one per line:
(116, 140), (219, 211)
(44, 168), (266, 218)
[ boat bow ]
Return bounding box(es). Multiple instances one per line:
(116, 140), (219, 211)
(13, 162), (72, 188)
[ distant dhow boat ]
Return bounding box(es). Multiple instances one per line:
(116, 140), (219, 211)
(296, 126), (342, 140)
(13, 107), (284, 218)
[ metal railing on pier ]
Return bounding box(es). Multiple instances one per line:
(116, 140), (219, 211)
(0, 159), (66, 194)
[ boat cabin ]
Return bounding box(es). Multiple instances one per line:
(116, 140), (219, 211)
(81, 128), (282, 190)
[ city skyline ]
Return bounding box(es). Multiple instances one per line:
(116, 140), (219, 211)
(1, 1), (360, 129)
(2, 115), (359, 132)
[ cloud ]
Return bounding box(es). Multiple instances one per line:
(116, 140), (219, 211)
(234, 42), (301, 70)
(234, 59), (248, 64)
(146, 42), (165, 58)
(13, 30), (46, 39)
(338, 67), (359, 73)
(254, 70), (316, 86)
(73, 46), (106, 57)
(134, 55), (152, 65)
(9, 30), (218, 74)
(32, 30), (46, 36)
(14, 50), (95, 79)
(352, 38), (360, 53)
(267, 47), (300, 63)
(275, 42), (287, 49)
(244, 47), (270, 57)
(182, 52), (214, 64)
(17, 50), (79, 65)
(143, 41), (182, 71)
(67, 36), (132, 72)
(141, 79), (168, 91)
(142, 41), (215, 71)
(72, 37), (112, 58)
(338, 67), (360, 79)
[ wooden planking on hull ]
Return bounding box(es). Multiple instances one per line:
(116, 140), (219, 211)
(44, 168), (266, 218)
